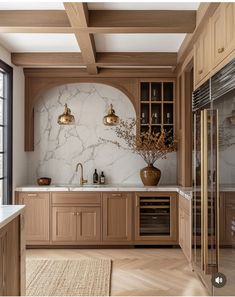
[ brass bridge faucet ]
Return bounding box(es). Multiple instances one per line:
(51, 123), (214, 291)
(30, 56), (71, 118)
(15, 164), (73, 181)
(75, 163), (88, 185)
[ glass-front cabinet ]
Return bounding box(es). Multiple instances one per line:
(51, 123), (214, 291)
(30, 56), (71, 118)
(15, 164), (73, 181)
(135, 192), (177, 243)
(139, 79), (175, 140)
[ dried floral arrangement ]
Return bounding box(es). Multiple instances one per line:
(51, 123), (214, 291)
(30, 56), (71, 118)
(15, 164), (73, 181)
(100, 118), (176, 165)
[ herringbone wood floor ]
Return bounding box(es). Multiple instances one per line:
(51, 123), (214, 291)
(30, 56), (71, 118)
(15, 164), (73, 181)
(27, 248), (209, 296)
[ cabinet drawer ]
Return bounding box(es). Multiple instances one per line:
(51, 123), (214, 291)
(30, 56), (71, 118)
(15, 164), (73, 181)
(18, 192), (50, 201)
(52, 192), (101, 205)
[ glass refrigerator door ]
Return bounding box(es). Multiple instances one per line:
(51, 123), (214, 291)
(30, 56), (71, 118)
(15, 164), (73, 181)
(193, 107), (219, 278)
(212, 89), (235, 296)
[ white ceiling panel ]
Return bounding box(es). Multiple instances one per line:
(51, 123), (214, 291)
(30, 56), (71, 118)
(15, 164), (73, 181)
(0, 33), (80, 52)
(0, 2), (64, 10)
(94, 33), (185, 52)
(88, 2), (199, 10)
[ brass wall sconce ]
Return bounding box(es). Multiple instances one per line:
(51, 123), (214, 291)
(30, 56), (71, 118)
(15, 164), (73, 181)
(57, 103), (75, 125)
(103, 104), (120, 126)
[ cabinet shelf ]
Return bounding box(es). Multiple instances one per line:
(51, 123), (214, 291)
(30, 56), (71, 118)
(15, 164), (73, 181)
(139, 80), (175, 140)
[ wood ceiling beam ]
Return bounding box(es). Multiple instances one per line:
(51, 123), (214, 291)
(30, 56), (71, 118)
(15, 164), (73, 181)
(11, 52), (177, 67)
(11, 52), (85, 67)
(24, 67), (176, 78)
(0, 9), (196, 34)
(96, 53), (177, 67)
(63, 3), (98, 75)
(88, 10), (196, 33)
(0, 10), (73, 33)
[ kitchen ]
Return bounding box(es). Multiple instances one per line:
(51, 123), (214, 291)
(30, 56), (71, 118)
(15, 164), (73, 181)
(0, 1), (235, 296)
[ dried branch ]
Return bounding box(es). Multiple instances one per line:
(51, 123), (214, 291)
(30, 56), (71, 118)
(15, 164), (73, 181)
(101, 118), (176, 165)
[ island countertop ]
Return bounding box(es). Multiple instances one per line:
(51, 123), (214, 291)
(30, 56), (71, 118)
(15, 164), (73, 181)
(0, 205), (25, 229)
(15, 184), (192, 200)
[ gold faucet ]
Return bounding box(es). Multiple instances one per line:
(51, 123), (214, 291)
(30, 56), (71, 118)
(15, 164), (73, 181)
(75, 163), (88, 185)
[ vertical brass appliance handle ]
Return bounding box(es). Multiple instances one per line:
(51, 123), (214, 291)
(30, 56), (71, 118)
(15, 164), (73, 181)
(203, 110), (209, 274)
(216, 110), (220, 271)
(200, 110), (205, 271)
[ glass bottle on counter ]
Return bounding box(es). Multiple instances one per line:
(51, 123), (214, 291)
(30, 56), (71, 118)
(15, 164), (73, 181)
(100, 171), (105, 185)
(93, 169), (99, 184)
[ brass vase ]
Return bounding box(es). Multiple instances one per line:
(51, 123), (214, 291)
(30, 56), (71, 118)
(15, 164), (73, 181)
(140, 164), (161, 186)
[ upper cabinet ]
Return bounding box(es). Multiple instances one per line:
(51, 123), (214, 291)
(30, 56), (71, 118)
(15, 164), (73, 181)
(194, 22), (211, 86)
(139, 79), (175, 142)
(211, 3), (235, 68)
(194, 3), (235, 89)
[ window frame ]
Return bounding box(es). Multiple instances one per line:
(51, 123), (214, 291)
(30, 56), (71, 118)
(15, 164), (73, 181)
(0, 59), (13, 205)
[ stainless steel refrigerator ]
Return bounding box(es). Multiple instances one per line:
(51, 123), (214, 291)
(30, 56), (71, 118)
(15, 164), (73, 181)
(192, 59), (235, 296)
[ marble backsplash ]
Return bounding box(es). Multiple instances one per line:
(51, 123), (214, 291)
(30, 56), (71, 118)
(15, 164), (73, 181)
(27, 83), (177, 185)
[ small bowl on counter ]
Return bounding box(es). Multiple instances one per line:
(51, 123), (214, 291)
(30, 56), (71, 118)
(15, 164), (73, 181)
(37, 177), (52, 186)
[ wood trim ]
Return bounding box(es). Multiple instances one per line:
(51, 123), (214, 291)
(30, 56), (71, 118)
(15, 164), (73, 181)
(12, 52), (177, 67)
(64, 3), (97, 74)
(88, 10), (196, 33)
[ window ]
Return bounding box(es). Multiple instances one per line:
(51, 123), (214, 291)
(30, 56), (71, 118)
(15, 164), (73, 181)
(0, 60), (12, 205)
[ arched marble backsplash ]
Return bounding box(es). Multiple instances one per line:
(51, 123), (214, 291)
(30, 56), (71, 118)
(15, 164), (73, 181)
(27, 83), (176, 185)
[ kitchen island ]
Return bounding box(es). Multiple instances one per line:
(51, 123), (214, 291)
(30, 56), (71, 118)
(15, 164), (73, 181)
(0, 205), (25, 296)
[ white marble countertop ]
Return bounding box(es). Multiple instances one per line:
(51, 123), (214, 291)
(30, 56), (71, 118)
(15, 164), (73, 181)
(15, 184), (193, 200)
(0, 205), (25, 229)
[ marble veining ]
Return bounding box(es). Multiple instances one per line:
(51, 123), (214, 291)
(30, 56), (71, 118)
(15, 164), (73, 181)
(27, 83), (176, 185)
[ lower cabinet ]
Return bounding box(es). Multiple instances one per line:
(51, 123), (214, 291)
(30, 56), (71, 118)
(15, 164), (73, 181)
(179, 195), (191, 261)
(0, 217), (21, 296)
(220, 192), (235, 246)
(102, 193), (133, 242)
(17, 192), (50, 244)
(52, 206), (101, 243)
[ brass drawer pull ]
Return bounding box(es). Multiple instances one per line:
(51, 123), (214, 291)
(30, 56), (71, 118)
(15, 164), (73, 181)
(27, 193), (38, 197)
(218, 47), (224, 53)
(111, 193), (122, 197)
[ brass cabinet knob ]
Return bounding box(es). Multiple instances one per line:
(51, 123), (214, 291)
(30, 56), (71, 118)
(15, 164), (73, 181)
(198, 69), (203, 74)
(218, 47), (224, 53)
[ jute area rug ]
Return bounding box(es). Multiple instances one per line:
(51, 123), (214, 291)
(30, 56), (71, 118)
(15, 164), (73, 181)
(26, 258), (112, 296)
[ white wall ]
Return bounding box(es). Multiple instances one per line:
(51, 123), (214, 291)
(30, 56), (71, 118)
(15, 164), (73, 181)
(0, 44), (27, 195)
(28, 83), (177, 185)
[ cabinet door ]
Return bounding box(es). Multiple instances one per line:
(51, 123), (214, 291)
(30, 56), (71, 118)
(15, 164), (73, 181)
(19, 193), (50, 243)
(179, 207), (184, 249)
(52, 207), (77, 242)
(184, 211), (191, 261)
(103, 193), (132, 242)
(76, 207), (101, 241)
(224, 3), (235, 56)
(0, 229), (7, 296)
(211, 5), (225, 67)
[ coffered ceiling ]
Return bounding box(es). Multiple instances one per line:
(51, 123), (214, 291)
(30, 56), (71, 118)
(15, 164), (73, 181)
(0, 2), (200, 74)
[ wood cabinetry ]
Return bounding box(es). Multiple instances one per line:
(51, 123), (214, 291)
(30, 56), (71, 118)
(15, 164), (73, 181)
(211, 3), (235, 68)
(17, 192), (50, 244)
(135, 192), (177, 244)
(102, 193), (133, 242)
(139, 80), (175, 142)
(219, 192), (235, 246)
(179, 195), (191, 261)
(194, 22), (211, 87)
(51, 193), (101, 243)
(193, 3), (235, 89)
(0, 217), (21, 296)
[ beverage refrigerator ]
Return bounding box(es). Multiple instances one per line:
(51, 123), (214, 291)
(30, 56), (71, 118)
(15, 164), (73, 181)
(192, 58), (235, 295)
